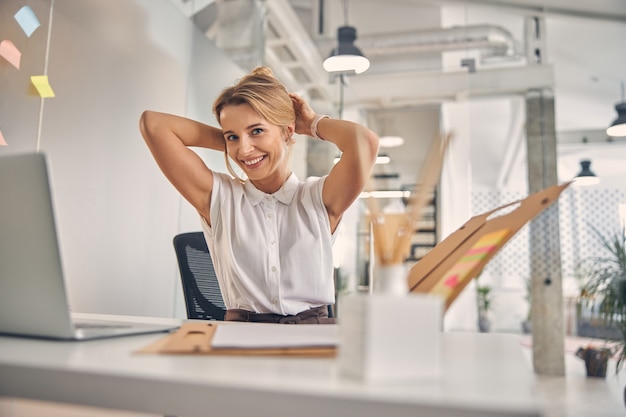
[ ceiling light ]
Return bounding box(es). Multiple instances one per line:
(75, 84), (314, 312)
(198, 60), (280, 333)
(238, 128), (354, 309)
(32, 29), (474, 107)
(379, 135), (405, 148)
(607, 102), (626, 137)
(573, 159), (600, 186)
(334, 153), (390, 164)
(323, 26), (370, 75)
(607, 82), (626, 137)
(359, 190), (411, 199)
(373, 173), (400, 179)
(376, 154), (390, 164)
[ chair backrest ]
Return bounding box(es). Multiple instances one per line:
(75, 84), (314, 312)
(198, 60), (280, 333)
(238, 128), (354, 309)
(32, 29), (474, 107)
(173, 232), (226, 320)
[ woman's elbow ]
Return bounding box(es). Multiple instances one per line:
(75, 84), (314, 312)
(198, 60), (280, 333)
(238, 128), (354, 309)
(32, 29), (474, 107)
(139, 110), (160, 140)
(367, 130), (380, 162)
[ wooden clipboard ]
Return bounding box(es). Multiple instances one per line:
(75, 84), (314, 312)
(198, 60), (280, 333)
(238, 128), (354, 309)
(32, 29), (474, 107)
(409, 182), (571, 310)
(137, 322), (337, 357)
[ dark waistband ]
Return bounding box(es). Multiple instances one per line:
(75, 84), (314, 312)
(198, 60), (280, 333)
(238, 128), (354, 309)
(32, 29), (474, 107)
(225, 305), (333, 324)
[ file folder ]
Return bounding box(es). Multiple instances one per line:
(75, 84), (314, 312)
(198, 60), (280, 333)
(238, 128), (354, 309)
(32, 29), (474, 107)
(408, 182), (571, 309)
(138, 322), (337, 357)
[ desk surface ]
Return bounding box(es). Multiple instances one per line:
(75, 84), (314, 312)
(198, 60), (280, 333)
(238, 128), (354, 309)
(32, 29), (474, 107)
(0, 314), (540, 417)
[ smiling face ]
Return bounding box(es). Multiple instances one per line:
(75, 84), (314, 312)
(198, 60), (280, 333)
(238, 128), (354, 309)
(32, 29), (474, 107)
(220, 103), (294, 193)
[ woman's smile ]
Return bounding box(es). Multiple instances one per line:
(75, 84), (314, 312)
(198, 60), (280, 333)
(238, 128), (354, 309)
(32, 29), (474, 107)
(242, 155), (266, 168)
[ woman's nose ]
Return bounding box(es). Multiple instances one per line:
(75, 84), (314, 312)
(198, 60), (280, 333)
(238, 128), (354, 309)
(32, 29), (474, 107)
(238, 135), (254, 154)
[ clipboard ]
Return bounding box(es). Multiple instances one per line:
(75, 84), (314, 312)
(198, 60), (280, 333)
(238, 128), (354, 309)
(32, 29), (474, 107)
(408, 182), (571, 310)
(137, 322), (337, 357)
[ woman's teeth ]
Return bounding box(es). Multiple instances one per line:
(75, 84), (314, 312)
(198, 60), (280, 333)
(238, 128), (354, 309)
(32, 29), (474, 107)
(244, 156), (264, 166)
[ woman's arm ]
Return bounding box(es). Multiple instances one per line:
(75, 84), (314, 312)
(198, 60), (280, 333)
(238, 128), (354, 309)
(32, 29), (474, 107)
(139, 110), (225, 221)
(290, 94), (379, 231)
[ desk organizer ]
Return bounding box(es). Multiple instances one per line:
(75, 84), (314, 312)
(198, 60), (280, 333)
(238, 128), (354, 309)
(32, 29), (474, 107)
(337, 292), (443, 382)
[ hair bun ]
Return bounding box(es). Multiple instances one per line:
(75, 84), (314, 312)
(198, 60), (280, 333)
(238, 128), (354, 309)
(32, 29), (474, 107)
(250, 66), (274, 78)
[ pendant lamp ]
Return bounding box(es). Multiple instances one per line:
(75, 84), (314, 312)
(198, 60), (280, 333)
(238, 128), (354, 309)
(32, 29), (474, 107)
(323, 26), (370, 75)
(573, 159), (600, 186)
(607, 82), (626, 137)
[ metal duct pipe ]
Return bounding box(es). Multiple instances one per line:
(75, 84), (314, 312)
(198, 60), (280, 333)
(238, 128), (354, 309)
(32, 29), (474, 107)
(348, 24), (517, 58)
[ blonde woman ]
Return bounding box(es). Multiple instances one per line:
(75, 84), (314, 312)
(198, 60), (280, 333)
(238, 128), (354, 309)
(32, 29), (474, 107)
(140, 67), (379, 323)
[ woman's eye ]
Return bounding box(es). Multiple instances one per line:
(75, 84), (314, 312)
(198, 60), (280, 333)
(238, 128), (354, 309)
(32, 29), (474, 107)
(251, 128), (263, 135)
(225, 134), (238, 141)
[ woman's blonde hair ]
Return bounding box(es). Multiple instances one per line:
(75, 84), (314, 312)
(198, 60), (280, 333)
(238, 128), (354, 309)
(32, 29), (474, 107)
(213, 66), (295, 127)
(213, 66), (295, 181)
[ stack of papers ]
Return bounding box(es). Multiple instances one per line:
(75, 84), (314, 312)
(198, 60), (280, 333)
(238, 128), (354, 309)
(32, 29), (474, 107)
(211, 323), (338, 349)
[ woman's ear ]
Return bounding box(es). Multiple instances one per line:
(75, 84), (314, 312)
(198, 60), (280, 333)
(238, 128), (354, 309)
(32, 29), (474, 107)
(284, 124), (295, 143)
(286, 123), (295, 137)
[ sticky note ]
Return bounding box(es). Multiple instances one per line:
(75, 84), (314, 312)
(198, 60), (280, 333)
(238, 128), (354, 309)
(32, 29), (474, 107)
(30, 75), (55, 98)
(14, 6), (41, 37)
(0, 40), (21, 69)
(431, 229), (510, 298)
(0, 131), (7, 146)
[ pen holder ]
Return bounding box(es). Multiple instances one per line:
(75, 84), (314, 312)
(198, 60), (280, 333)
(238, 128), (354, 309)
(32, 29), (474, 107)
(337, 292), (443, 382)
(372, 263), (408, 295)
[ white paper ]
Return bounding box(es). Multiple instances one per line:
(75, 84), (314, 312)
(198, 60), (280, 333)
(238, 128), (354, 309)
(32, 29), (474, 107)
(211, 323), (338, 349)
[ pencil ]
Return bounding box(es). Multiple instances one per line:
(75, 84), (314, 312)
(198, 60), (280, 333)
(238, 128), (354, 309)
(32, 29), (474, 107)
(367, 132), (453, 266)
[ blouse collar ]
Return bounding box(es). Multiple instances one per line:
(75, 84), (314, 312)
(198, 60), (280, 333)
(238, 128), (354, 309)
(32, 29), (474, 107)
(244, 173), (299, 206)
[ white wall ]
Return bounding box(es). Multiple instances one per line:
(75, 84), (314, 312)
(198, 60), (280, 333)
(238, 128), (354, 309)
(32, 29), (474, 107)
(0, 0), (242, 318)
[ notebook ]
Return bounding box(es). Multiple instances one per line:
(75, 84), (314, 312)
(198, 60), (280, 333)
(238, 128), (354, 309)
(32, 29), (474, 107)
(0, 152), (179, 340)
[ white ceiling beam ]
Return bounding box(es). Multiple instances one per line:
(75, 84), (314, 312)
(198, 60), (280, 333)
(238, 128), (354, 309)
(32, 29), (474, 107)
(264, 0), (333, 102)
(347, 64), (555, 109)
(170, 0), (215, 18)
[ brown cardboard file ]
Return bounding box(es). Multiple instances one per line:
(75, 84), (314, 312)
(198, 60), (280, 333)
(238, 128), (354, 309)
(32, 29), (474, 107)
(138, 322), (336, 357)
(408, 182), (571, 310)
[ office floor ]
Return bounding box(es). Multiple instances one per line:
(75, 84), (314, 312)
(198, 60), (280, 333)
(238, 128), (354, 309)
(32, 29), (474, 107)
(1, 335), (625, 417)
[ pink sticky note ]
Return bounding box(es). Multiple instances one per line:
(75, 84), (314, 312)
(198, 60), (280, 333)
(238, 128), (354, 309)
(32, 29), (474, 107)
(0, 40), (21, 69)
(444, 274), (459, 288)
(0, 131), (7, 146)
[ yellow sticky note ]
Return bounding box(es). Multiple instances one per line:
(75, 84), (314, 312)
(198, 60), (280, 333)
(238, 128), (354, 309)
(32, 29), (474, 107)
(0, 40), (21, 69)
(30, 75), (55, 98)
(0, 130), (7, 146)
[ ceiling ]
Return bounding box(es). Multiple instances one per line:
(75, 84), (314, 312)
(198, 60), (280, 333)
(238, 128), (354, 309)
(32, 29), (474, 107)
(168, 0), (626, 191)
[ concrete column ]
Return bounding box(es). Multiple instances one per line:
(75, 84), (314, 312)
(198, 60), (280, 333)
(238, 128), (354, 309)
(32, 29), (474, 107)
(525, 88), (566, 376)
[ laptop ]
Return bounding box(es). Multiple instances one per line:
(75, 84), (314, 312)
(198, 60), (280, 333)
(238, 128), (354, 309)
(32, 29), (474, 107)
(0, 152), (179, 340)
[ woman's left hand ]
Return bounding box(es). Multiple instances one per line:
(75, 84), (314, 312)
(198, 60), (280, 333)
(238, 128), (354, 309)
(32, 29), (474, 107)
(289, 93), (317, 137)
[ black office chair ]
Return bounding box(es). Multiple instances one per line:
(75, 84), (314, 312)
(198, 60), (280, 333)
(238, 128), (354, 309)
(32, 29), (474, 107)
(173, 232), (226, 321)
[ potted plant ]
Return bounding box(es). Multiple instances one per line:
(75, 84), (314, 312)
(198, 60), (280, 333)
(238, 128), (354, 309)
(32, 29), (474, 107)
(577, 225), (626, 376)
(575, 344), (613, 378)
(477, 283), (493, 332)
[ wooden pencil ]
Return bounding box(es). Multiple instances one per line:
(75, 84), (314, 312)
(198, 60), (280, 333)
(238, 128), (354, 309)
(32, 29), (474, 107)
(366, 132), (453, 266)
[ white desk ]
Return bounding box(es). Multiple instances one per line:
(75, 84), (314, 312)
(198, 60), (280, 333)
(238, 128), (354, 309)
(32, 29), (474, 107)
(0, 314), (540, 417)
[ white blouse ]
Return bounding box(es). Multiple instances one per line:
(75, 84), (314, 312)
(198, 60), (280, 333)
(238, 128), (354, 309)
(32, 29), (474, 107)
(201, 172), (338, 315)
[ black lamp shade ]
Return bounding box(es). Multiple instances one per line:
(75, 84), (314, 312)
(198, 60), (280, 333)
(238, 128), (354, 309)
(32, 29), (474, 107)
(323, 26), (370, 74)
(607, 102), (626, 137)
(574, 159), (600, 186)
